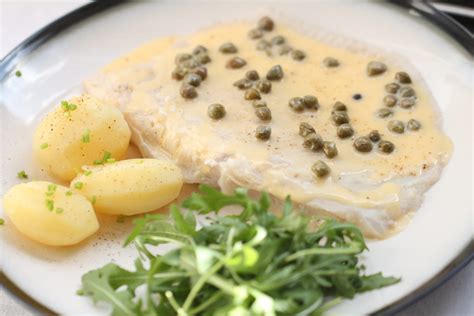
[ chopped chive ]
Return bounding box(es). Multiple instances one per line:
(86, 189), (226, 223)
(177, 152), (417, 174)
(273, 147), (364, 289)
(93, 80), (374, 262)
(40, 143), (49, 149)
(82, 130), (91, 143)
(84, 170), (92, 176)
(46, 199), (54, 211)
(48, 184), (57, 191)
(15, 70), (22, 77)
(91, 195), (96, 205)
(68, 103), (77, 111)
(106, 158), (116, 163)
(17, 170), (28, 179)
(55, 207), (64, 214)
(66, 191), (73, 196)
(74, 182), (83, 190)
(0, 218), (4, 225)
(93, 160), (102, 165)
(76, 289), (85, 296)
(103, 151), (112, 161)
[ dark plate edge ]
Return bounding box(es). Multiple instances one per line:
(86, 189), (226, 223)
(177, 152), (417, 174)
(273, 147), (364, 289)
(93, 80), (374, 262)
(0, 1), (473, 315)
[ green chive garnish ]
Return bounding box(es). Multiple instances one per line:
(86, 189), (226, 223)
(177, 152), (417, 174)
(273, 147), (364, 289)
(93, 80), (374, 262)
(46, 200), (54, 211)
(74, 182), (83, 189)
(40, 143), (49, 149)
(82, 130), (91, 143)
(66, 191), (73, 196)
(17, 170), (28, 179)
(15, 70), (22, 77)
(91, 196), (97, 205)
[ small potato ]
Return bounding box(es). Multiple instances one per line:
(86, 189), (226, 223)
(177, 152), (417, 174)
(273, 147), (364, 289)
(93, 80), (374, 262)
(33, 94), (131, 181)
(71, 159), (183, 215)
(3, 181), (99, 246)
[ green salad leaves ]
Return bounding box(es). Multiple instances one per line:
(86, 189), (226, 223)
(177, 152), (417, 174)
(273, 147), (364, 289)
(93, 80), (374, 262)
(81, 185), (399, 315)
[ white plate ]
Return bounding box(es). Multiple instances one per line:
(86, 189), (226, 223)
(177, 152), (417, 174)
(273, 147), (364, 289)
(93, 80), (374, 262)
(1, 1), (472, 315)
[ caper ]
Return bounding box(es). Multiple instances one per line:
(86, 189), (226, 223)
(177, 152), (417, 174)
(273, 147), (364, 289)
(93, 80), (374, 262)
(303, 95), (319, 109)
(289, 97), (304, 112)
(399, 87), (416, 98)
(383, 95), (397, 107)
(376, 108), (393, 118)
(271, 35), (285, 45)
(182, 58), (201, 69)
(385, 82), (400, 94)
(258, 16), (274, 31)
(400, 98), (416, 108)
(196, 54), (211, 64)
(388, 120), (405, 134)
(233, 78), (253, 90)
(256, 80), (272, 93)
(192, 45), (208, 55)
(323, 141), (338, 158)
(353, 94), (362, 100)
(219, 42), (238, 54)
(291, 50), (306, 61)
(180, 84), (197, 99)
(367, 61), (387, 76)
(407, 119), (421, 131)
(192, 66), (207, 80)
(226, 57), (247, 69)
(245, 88), (261, 100)
(303, 133), (323, 152)
(255, 107), (272, 121)
(312, 160), (330, 178)
(245, 70), (260, 81)
(255, 125), (271, 140)
(299, 122), (315, 137)
(184, 73), (201, 87)
(353, 136), (373, 152)
(323, 57), (340, 67)
(253, 100), (267, 108)
(171, 67), (188, 80)
(331, 111), (349, 125)
(333, 101), (347, 112)
(378, 140), (395, 154)
(337, 123), (354, 139)
(175, 53), (192, 65)
(256, 39), (271, 51)
(208, 103), (226, 120)
(248, 28), (263, 39)
(279, 45), (292, 55)
(395, 71), (412, 84)
(368, 130), (381, 142)
(266, 65), (284, 81)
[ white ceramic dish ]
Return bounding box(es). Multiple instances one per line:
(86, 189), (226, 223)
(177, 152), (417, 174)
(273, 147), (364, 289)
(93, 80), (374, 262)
(0, 1), (472, 315)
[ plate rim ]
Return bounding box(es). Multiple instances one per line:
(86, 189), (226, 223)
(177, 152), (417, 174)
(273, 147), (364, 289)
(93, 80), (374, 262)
(0, 1), (472, 315)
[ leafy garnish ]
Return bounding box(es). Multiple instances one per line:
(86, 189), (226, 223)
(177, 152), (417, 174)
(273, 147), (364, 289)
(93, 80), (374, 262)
(17, 170), (28, 179)
(81, 185), (399, 315)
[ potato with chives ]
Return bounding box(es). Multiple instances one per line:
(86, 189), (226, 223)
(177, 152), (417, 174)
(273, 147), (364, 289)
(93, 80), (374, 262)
(2, 181), (99, 246)
(33, 94), (131, 181)
(70, 159), (183, 216)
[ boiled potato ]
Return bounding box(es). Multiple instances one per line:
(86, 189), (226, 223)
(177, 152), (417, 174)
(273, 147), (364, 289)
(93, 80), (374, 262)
(3, 181), (99, 246)
(33, 94), (131, 181)
(71, 159), (183, 215)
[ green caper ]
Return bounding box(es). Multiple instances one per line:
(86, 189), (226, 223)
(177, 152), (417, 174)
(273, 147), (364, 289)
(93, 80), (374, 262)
(192, 45), (208, 55)
(378, 140), (395, 153)
(299, 122), (315, 137)
(303, 133), (323, 152)
(255, 107), (272, 121)
(407, 119), (421, 131)
(289, 97), (304, 112)
(353, 136), (373, 152)
(376, 108), (393, 118)
(388, 120), (405, 134)
(208, 103), (226, 120)
(271, 35), (285, 45)
(331, 111), (349, 125)
(245, 88), (261, 100)
(233, 78), (253, 90)
(291, 50), (306, 61)
(256, 80), (272, 93)
(395, 72), (412, 84)
(385, 82), (400, 94)
(266, 65), (284, 81)
(337, 123), (354, 139)
(279, 45), (292, 55)
(333, 101), (347, 111)
(192, 66), (207, 80)
(303, 95), (319, 109)
(258, 16), (274, 31)
(368, 130), (381, 142)
(226, 57), (247, 69)
(245, 70), (260, 81)
(182, 58), (201, 69)
(367, 61), (387, 76)
(256, 39), (271, 51)
(175, 53), (192, 65)
(323, 141), (338, 158)
(180, 84), (197, 99)
(312, 160), (330, 178)
(255, 125), (271, 140)
(323, 57), (340, 68)
(400, 98), (416, 108)
(171, 66), (188, 80)
(219, 42), (238, 54)
(248, 28), (263, 39)
(184, 73), (201, 87)
(383, 95), (397, 107)
(253, 100), (267, 108)
(197, 54), (211, 64)
(399, 87), (416, 98)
